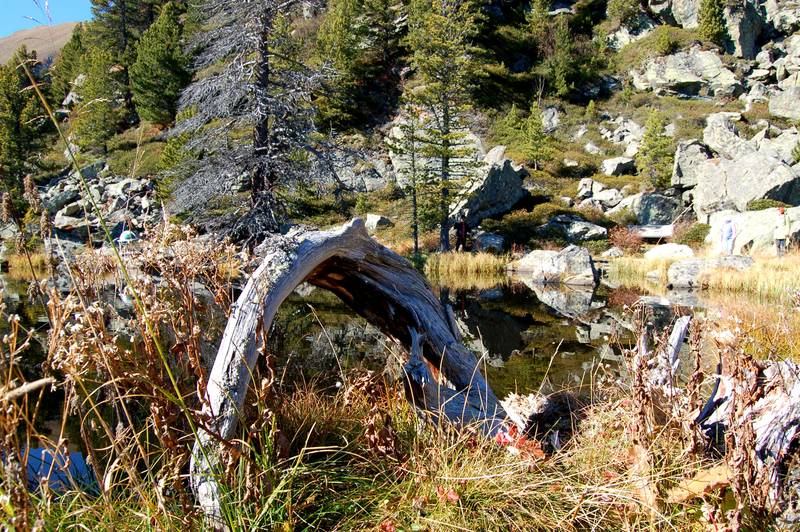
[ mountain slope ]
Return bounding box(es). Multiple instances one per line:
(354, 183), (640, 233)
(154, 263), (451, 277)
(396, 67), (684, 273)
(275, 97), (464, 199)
(0, 22), (78, 65)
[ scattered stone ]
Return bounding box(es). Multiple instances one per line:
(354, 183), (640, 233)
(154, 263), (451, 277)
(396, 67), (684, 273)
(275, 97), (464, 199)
(593, 188), (623, 208)
(607, 13), (657, 50)
(45, 189), (80, 214)
(602, 246), (624, 258)
(542, 106), (560, 133)
(584, 142), (604, 155)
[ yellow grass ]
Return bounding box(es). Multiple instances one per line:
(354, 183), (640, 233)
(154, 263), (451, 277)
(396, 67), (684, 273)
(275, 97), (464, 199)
(5, 251), (48, 281)
(609, 252), (800, 302)
(701, 254), (800, 302)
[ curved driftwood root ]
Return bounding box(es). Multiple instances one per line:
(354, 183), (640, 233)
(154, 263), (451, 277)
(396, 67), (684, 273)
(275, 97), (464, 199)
(191, 218), (508, 518)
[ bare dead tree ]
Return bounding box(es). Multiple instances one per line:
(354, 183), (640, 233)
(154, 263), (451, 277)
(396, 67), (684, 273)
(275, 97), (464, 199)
(169, 0), (331, 241)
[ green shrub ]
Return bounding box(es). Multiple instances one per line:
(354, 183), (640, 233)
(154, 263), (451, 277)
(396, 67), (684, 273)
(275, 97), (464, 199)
(607, 0), (640, 24)
(746, 199), (791, 211)
(584, 239), (611, 254)
(652, 31), (679, 55)
(107, 141), (165, 177)
(675, 223), (710, 246)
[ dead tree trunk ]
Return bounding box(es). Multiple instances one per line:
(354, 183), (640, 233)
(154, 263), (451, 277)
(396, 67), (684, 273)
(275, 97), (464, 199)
(190, 218), (508, 519)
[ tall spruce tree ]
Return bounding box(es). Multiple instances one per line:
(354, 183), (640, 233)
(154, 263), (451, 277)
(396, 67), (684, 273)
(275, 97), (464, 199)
(71, 48), (123, 150)
(130, 2), (189, 125)
(698, 0), (728, 47)
(636, 110), (674, 188)
(0, 48), (50, 197)
(51, 23), (88, 104)
(406, 0), (481, 251)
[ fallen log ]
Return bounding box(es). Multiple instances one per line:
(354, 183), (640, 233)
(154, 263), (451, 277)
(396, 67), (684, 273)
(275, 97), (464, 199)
(190, 218), (508, 519)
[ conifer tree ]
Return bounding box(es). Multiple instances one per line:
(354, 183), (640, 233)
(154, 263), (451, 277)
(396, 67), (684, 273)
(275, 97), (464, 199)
(636, 110), (674, 188)
(71, 48), (122, 150)
(0, 48), (50, 197)
(406, 0), (482, 251)
(316, 0), (401, 127)
(519, 103), (553, 170)
(130, 2), (189, 125)
(698, 0), (727, 47)
(386, 105), (429, 258)
(51, 23), (88, 104)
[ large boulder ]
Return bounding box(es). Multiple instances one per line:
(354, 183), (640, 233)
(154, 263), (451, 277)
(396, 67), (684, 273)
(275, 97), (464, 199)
(672, 0), (700, 27)
(751, 126), (800, 164)
(706, 207), (800, 254)
(769, 87), (800, 120)
(671, 139), (712, 188)
(634, 193), (679, 224)
(765, 0), (800, 33)
(644, 243), (695, 260)
(542, 106), (561, 133)
(600, 157), (636, 176)
(693, 153), (800, 216)
(474, 231), (505, 253)
(722, 0), (765, 59)
(44, 189), (80, 214)
(631, 47), (742, 97)
(451, 146), (528, 228)
(511, 245), (599, 286)
(541, 214), (608, 241)
(667, 255), (755, 288)
(365, 214), (393, 231)
(703, 112), (756, 160)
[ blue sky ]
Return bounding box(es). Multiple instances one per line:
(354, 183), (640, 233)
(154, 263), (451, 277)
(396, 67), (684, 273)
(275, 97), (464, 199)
(2, 0), (92, 38)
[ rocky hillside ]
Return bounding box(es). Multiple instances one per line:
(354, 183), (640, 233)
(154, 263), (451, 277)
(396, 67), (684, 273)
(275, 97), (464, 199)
(0, 22), (78, 64)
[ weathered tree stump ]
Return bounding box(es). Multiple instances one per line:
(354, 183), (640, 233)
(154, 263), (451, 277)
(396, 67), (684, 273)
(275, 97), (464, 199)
(190, 218), (508, 518)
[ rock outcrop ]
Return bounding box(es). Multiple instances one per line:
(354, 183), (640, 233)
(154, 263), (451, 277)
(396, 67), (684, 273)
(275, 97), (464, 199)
(693, 153), (800, 216)
(451, 146), (528, 228)
(672, 139), (713, 188)
(631, 47), (741, 97)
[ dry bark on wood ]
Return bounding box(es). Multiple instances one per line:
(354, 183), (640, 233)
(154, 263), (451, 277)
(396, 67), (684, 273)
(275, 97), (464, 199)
(190, 218), (508, 518)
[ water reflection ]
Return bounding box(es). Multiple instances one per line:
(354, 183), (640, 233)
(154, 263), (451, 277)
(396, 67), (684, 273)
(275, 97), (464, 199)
(273, 279), (653, 398)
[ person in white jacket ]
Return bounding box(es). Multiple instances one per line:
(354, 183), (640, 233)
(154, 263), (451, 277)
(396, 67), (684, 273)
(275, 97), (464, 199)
(774, 207), (790, 257)
(720, 217), (737, 255)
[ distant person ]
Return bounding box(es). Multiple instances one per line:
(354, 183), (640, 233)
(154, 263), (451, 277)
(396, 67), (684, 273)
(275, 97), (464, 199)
(721, 217), (737, 255)
(455, 213), (467, 252)
(774, 207), (790, 257)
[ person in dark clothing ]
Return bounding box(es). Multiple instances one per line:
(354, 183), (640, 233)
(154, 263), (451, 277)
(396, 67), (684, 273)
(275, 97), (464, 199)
(455, 213), (468, 251)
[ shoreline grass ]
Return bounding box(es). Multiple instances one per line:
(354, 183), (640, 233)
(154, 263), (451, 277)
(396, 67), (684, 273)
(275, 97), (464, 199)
(608, 252), (800, 303)
(4, 250), (48, 281)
